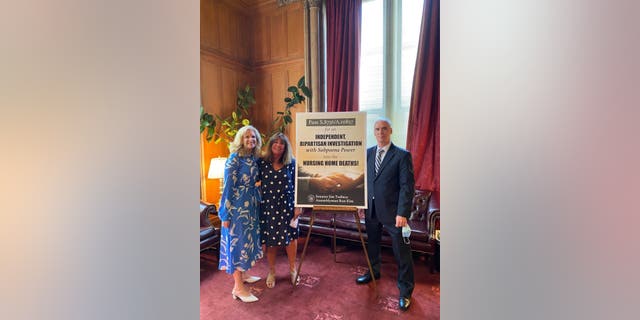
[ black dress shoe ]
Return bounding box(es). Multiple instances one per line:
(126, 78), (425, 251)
(355, 273), (380, 285)
(399, 296), (411, 311)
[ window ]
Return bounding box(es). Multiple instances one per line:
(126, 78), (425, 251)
(360, 0), (424, 148)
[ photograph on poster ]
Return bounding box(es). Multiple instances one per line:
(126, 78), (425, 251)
(295, 112), (368, 208)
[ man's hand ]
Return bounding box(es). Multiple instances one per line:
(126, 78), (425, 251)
(395, 215), (408, 228)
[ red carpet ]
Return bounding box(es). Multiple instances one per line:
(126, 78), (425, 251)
(200, 236), (440, 319)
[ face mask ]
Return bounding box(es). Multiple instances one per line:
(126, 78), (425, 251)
(402, 225), (411, 244)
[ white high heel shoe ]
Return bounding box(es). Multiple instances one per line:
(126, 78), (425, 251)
(291, 269), (300, 285)
(242, 275), (261, 284)
(241, 271), (261, 284)
(231, 290), (258, 303)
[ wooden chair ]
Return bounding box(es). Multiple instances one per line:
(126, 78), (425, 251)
(200, 203), (220, 254)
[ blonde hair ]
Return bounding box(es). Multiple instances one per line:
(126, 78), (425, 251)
(262, 132), (294, 165)
(229, 125), (262, 157)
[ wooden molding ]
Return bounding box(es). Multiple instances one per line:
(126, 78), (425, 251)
(226, 0), (255, 10)
(277, 0), (302, 7)
(201, 46), (253, 72)
(240, 0), (275, 9)
(253, 57), (304, 70)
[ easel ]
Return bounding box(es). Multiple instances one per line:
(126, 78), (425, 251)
(293, 205), (378, 297)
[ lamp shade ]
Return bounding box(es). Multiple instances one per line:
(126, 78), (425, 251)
(207, 157), (227, 179)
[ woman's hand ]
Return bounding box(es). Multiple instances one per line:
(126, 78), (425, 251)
(222, 220), (230, 229)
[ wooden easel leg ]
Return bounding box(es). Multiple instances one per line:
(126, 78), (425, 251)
(354, 211), (378, 297)
(333, 213), (337, 262)
(293, 210), (315, 288)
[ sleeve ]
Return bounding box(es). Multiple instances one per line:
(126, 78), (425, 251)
(396, 151), (416, 218)
(218, 153), (239, 222)
(289, 159), (296, 189)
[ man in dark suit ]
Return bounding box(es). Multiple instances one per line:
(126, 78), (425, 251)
(356, 118), (416, 311)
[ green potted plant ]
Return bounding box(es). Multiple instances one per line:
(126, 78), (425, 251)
(200, 85), (256, 145)
(200, 76), (311, 146)
(270, 76), (311, 136)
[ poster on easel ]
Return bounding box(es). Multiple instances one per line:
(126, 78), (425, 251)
(295, 112), (368, 208)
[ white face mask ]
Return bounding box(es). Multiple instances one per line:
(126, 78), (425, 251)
(402, 225), (412, 244)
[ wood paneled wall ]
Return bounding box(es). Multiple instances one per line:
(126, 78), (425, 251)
(200, 0), (306, 204)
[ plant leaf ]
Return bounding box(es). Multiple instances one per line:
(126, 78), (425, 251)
(301, 86), (311, 98)
(298, 76), (305, 88)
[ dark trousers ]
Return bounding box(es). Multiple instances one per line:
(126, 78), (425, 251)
(366, 202), (415, 297)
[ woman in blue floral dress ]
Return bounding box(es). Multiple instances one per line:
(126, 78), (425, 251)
(218, 125), (264, 303)
(258, 133), (301, 288)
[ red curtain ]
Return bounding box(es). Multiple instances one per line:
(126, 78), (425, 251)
(326, 0), (361, 112)
(407, 0), (439, 192)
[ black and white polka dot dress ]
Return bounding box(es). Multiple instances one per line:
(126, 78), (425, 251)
(258, 158), (298, 247)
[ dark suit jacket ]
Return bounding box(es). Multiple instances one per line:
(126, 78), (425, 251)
(366, 143), (415, 225)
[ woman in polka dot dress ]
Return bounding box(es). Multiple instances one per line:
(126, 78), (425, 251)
(258, 132), (301, 288)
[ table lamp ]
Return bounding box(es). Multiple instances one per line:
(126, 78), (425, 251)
(207, 157), (227, 195)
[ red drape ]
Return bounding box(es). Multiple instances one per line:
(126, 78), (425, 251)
(326, 0), (361, 112)
(407, 0), (439, 192)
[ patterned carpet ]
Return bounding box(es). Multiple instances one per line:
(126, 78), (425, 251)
(200, 236), (440, 320)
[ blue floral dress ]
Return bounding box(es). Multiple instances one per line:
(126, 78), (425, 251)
(258, 158), (298, 247)
(218, 153), (263, 274)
